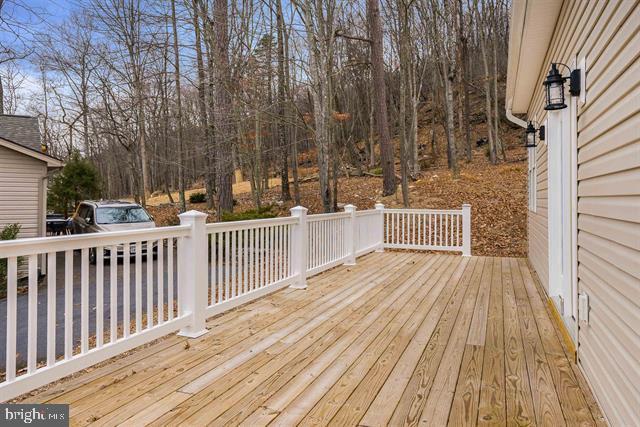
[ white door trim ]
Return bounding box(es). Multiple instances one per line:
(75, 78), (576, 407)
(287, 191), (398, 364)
(547, 81), (578, 342)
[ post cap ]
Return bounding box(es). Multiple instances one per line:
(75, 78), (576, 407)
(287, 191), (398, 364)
(178, 210), (209, 219)
(290, 205), (308, 215)
(375, 203), (385, 209)
(462, 203), (471, 208)
(343, 204), (357, 212)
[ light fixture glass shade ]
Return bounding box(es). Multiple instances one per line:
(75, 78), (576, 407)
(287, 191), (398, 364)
(544, 63), (567, 110)
(524, 122), (537, 147)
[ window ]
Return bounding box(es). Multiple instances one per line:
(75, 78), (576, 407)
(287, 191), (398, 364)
(77, 204), (90, 219)
(528, 146), (537, 212)
(96, 206), (152, 224)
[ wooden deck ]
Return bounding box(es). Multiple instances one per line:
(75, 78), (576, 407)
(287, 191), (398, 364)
(22, 252), (605, 426)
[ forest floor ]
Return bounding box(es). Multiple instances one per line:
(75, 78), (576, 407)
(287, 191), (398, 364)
(147, 122), (528, 258)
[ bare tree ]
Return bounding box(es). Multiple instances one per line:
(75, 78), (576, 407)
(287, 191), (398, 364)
(170, 0), (187, 212)
(367, 0), (396, 196)
(295, 0), (337, 212)
(210, 0), (234, 214)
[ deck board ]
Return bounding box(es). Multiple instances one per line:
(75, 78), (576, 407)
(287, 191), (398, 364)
(18, 252), (604, 426)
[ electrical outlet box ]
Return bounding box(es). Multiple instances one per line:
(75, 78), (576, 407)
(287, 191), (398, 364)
(579, 292), (590, 325)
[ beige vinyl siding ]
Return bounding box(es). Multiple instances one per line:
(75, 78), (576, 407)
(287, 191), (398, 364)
(0, 145), (47, 238)
(523, 0), (640, 424)
(528, 139), (549, 290)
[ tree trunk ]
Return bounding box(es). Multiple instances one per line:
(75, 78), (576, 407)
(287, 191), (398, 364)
(368, 88), (376, 168)
(367, 0), (395, 196)
(298, 0), (333, 212)
(478, 4), (497, 165)
(212, 0), (234, 215)
(492, 15), (506, 161)
(276, 0), (291, 202)
(443, 62), (459, 178)
(409, 63), (420, 175)
(171, 0), (187, 212)
(397, 0), (410, 206)
(192, 0), (215, 209)
(283, 19), (301, 205)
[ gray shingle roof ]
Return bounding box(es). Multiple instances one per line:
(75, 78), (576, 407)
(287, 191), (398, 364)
(0, 114), (42, 151)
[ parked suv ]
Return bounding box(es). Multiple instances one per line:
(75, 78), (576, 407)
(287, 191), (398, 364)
(71, 200), (157, 261)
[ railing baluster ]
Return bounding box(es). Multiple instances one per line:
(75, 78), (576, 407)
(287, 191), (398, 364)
(313, 222), (317, 268)
(135, 242), (142, 333)
(96, 247), (104, 347)
(445, 214), (449, 247)
(269, 226), (273, 283)
(111, 244), (118, 341)
(168, 238), (174, 319)
(276, 225), (281, 281)
(123, 244), (130, 336)
(81, 248), (89, 353)
(243, 229), (248, 293)
(224, 231), (231, 301)
(47, 252), (56, 365)
(394, 212), (398, 244)
(146, 241), (153, 328)
(329, 220), (334, 261)
(210, 234), (215, 305)
(216, 232), (222, 302)
(27, 254), (37, 373)
(288, 223), (293, 276)
(325, 220), (329, 264)
(6, 256), (17, 381)
(64, 250), (73, 359)
(249, 228), (254, 291)
(412, 213), (415, 245)
(158, 239), (164, 324)
(258, 227), (263, 288)
(231, 230), (236, 298)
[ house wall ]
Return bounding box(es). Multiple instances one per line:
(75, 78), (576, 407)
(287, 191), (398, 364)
(525, 1), (640, 424)
(0, 145), (48, 238)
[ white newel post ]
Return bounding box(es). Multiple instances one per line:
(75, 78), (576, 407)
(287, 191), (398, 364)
(462, 204), (471, 257)
(177, 210), (209, 338)
(344, 204), (357, 265)
(375, 203), (385, 252)
(290, 206), (308, 289)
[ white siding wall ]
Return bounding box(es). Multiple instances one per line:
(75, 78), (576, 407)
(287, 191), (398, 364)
(525, 1), (640, 424)
(0, 145), (47, 238)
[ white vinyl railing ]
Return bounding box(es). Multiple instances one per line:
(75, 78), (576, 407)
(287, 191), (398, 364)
(0, 203), (470, 400)
(306, 211), (351, 276)
(0, 223), (193, 401)
(384, 205), (471, 255)
(205, 217), (297, 318)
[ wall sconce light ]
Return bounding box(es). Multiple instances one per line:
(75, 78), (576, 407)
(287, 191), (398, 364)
(524, 121), (545, 148)
(543, 63), (581, 110)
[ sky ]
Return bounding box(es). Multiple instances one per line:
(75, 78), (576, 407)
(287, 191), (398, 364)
(1, 0), (75, 113)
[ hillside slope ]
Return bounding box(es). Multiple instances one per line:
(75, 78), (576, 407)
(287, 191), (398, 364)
(149, 122), (527, 258)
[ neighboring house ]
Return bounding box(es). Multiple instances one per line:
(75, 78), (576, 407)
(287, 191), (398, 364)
(506, 0), (639, 425)
(0, 114), (64, 239)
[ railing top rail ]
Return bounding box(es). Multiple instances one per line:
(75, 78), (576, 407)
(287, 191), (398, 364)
(205, 216), (298, 232)
(307, 212), (350, 222)
(355, 210), (379, 217)
(0, 225), (191, 258)
(383, 208), (463, 214)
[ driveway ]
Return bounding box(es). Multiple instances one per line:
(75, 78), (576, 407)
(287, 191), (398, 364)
(0, 248), (186, 370)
